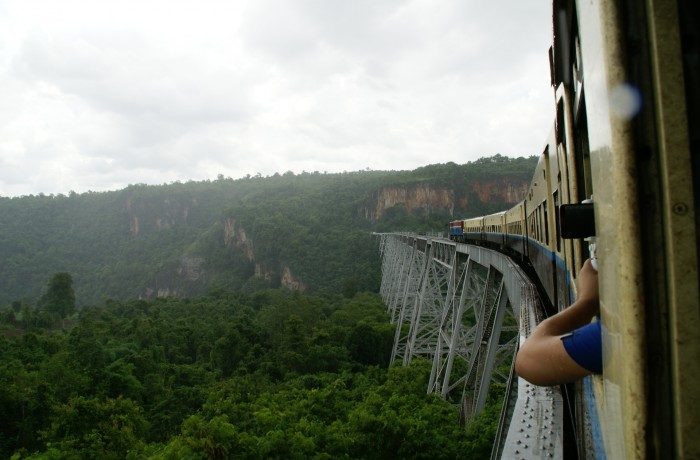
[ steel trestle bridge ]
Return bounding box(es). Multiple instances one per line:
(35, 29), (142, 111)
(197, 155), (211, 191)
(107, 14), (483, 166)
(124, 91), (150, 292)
(378, 232), (564, 459)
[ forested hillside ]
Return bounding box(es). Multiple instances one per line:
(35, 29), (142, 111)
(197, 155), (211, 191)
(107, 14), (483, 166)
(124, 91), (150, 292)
(0, 155), (536, 306)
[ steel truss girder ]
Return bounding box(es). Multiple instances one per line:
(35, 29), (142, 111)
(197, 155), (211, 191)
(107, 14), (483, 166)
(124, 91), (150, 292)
(379, 235), (519, 415)
(376, 234), (564, 459)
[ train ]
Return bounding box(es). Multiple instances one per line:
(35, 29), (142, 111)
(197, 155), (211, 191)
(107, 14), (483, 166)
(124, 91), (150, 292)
(448, 0), (698, 458)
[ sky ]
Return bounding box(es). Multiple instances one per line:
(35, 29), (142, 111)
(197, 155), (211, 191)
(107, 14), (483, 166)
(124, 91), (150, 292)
(0, 0), (553, 197)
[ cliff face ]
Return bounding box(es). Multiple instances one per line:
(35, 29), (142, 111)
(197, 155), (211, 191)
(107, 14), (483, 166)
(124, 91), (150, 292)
(280, 266), (307, 291)
(125, 194), (195, 238)
(468, 179), (528, 205)
(363, 178), (529, 221)
(139, 255), (205, 300)
(223, 217), (306, 292)
(364, 186), (454, 221)
(123, 176), (528, 299)
(128, 200), (308, 298)
(223, 218), (254, 261)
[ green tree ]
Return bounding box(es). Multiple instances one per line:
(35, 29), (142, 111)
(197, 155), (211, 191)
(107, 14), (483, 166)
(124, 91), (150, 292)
(41, 396), (149, 458)
(40, 273), (76, 319)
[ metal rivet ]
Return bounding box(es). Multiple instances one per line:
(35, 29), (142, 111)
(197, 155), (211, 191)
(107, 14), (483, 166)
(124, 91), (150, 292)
(673, 203), (688, 215)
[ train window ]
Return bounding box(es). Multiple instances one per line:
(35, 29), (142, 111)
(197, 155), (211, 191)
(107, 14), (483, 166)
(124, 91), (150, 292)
(543, 200), (550, 246)
(556, 99), (565, 145)
(553, 191), (560, 251)
(532, 214), (540, 240)
(574, 35), (583, 83)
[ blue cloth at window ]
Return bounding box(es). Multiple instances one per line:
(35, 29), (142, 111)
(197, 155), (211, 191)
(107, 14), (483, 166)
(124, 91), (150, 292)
(561, 321), (602, 374)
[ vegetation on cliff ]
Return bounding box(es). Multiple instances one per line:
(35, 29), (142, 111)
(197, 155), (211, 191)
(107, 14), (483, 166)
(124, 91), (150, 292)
(0, 155), (537, 306)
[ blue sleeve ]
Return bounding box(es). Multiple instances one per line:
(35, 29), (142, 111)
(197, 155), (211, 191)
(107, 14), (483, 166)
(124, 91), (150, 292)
(561, 321), (602, 374)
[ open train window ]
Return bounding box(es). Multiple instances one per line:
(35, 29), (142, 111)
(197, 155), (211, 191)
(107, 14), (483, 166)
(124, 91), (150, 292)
(543, 200), (550, 246)
(556, 99), (566, 145)
(573, 99), (593, 201)
(553, 191), (561, 251)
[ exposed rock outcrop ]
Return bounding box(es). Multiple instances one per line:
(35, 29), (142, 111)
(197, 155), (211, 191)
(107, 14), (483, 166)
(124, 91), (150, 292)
(125, 195), (195, 238)
(254, 262), (274, 281)
(281, 266), (307, 292)
(470, 179), (528, 205)
(223, 218), (254, 261)
(177, 256), (204, 282)
(364, 185), (454, 221)
(224, 218), (305, 290)
(362, 178), (529, 222)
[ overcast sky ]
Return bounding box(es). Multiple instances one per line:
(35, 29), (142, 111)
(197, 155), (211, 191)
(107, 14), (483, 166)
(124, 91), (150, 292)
(0, 0), (553, 197)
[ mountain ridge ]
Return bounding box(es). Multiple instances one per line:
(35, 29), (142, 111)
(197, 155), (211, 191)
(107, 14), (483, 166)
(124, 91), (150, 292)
(0, 156), (537, 306)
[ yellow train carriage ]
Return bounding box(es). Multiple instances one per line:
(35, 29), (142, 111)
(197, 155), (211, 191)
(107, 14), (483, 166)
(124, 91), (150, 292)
(462, 216), (484, 236)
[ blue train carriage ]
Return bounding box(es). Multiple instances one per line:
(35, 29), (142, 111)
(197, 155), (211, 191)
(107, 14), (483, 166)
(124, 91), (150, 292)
(448, 219), (464, 241)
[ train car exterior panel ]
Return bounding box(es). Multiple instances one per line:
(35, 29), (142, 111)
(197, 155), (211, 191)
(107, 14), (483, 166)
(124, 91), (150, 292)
(443, 1), (697, 456)
(576, 0), (646, 457)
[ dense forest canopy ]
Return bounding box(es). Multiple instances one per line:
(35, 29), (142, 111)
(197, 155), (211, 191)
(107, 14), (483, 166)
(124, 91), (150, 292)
(1, 289), (504, 459)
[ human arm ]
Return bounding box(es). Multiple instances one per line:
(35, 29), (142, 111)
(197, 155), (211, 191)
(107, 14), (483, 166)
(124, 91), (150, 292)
(515, 259), (600, 385)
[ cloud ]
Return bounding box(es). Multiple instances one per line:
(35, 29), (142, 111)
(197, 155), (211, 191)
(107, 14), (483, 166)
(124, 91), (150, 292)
(0, 0), (553, 197)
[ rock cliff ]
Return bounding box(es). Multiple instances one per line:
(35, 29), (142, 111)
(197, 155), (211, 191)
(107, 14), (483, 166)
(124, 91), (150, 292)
(125, 194), (195, 238)
(223, 218), (254, 261)
(364, 185), (454, 221)
(223, 217), (306, 291)
(363, 178), (529, 221)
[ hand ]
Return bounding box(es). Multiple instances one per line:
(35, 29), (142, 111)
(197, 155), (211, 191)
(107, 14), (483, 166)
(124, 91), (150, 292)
(576, 259), (599, 316)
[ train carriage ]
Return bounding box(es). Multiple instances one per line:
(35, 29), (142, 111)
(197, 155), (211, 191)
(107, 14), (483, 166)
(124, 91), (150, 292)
(446, 0), (699, 457)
